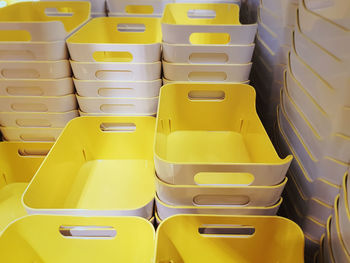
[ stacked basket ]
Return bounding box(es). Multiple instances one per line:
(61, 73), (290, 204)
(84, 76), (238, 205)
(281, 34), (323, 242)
(154, 82), (292, 221)
(276, 0), (350, 259)
(67, 17), (162, 117)
(0, 2), (90, 142)
(43, 0), (107, 17)
(161, 3), (257, 84)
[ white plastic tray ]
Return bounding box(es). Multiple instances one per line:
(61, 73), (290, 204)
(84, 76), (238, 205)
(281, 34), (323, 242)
(0, 78), (74, 97)
(162, 61), (252, 82)
(259, 4), (297, 29)
(338, 174), (350, 254)
(331, 196), (350, 263)
(277, 105), (347, 186)
(155, 195), (282, 220)
(67, 17), (162, 63)
(0, 94), (77, 112)
(74, 78), (161, 98)
(0, 60), (71, 79)
(294, 24), (350, 90)
(0, 127), (63, 142)
(162, 42), (254, 64)
(289, 47), (350, 127)
(162, 4), (257, 45)
(261, 0), (298, 23)
(156, 174), (287, 207)
(77, 95), (158, 115)
(0, 110), (78, 128)
(0, 1), (90, 42)
(0, 41), (67, 61)
(71, 61), (161, 81)
(107, 0), (173, 17)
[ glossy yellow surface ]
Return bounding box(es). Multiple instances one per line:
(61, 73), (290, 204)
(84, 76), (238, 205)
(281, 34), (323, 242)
(0, 142), (52, 231)
(156, 215), (304, 262)
(0, 215), (155, 262)
(23, 116), (155, 211)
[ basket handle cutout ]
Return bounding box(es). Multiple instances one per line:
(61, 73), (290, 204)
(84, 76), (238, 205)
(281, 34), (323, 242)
(189, 53), (228, 64)
(1, 68), (40, 79)
(187, 9), (216, 19)
(16, 119), (52, 128)
(189, 33), (230, 45)
(11, 103), (48, 112)
(194, 172), (255, 186)
(0, 30), (32, 42)
(45, 7), (74, 17)
(198, 224), (255, 237)
(95, 70), (133, 80)
(188, 90), (225, 101)
(97, 87), (133, 97)
(20, 134), (55, 142)
(188, 71), (227, 81)
(193, 195), (249, 206)
(100, 123), (136, 132)
(93, 51), (133, 63)
(117, 23), (146, 32)
(18, 148), (49, 157)
(6, 86), (44, 96)
(100, 104), (135, 113)
(125, 5), (154, 14)
(59, 226), (116, 239)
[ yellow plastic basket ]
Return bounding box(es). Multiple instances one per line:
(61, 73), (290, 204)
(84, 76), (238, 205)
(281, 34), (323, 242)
(23, 116), (156, 218)
(154, 83), (292, 186)
(67, 17), (162, 63)
(155, 214), (305, 262)
(0, 142), (52, 231)
(0, 215), (155, 262)
(0, 1), (90, 41)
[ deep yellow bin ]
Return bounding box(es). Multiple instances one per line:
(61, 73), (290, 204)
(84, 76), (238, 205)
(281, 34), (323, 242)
(155, 214), (305, 262)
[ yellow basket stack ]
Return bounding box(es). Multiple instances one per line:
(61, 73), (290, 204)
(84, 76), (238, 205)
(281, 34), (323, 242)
(67, 17), (162, 117)
(161, 3), (257, 83)
(154, 83), (292, 221)
(0, 1), (90, 142)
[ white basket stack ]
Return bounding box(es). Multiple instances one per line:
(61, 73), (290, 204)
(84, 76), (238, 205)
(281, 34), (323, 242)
(161, 3), (257, 84)
(275, 0), (350, 260)
(0, 1), (90, 142)
(251, 0), (298, 133)
(154, 82), (293, 221)
(67, 17), (162, 117)
(322, 172), (350, 263)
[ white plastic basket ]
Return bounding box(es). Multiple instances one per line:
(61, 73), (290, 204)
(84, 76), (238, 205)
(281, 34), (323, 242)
(162, 78), (250, 85)
(163, 61), (252, 82)
(107, 0), (173, 17)
(0, 78), (74, 97)
(74, 78), (162, 98)
(67, 17), (162, 63)
(155, 195), (282, 220)
(0, 60), (71, 79)
(162, 42), (255, 64)
(77, 95), (159, 115)
(42, 0), (106, 17)
(0, 127), (63, 142)
(0, 41), (67, 61)
(161, 4), (257, 45)
(298, 0), (350, 61)
(0, 94), (77, 113)
(0, 110), (78, 128)
(70, 61), (161, 81)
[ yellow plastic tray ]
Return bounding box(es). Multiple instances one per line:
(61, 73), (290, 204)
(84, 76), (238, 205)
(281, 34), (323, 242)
(154, 83), (292, 186)
(0, 215), (155, 262)
(0, 142), (52, 231)
(0, 1), (90, 41)
(155, 214), (304, 262)
(23, 116), (156, 218)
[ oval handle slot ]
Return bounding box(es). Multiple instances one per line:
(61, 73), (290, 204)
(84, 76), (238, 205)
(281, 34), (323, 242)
(190, 33), (230, 45)
(45, 7), (74, 17)
(20, 134), (56, 142)
(11, 103), (48, 112)
(18, 148), (50, 157)
(187, 9), (216, 19)
(16, 119), (51, 128)
(117, 23), (146, 32)
(189, 53), (228, 64)
(100, 123), (136, 132)
(97, 87), (132, 97)
(188, 71), (227, 82)
(188, 90), (225, 101)
(194, 172), (255, 186)
(199, 224), (255, 237)
(0, 30), (31, 42)
(2, 69), (40, 79)
(93, 51), (133, 63)
(193, 195), (250, 206)
(7, 86), (43, 96)
(125, 5), (154, 14)
(59, 226), (116, 239)
(95, 70), (133, 80)
(100, 104), (134, 113)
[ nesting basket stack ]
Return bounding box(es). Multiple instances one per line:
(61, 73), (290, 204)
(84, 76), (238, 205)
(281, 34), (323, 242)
(0, 1), (90, 142)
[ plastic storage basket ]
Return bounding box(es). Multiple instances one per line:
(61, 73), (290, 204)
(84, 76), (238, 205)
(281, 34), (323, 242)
(161, 3), (257, 45)
(67, 17), (162, 63)
(0, 215), (155, 263)
(0, 142), (52, 230)
(154, 83), (292, 185)
(23, 116), (156, 218)
(107, 0), (173, 17)
(155, 215), (304, 262)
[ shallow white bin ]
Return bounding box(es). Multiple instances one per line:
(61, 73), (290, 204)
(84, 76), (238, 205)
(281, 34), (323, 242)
(0, 94), (77, 113)
(0, 127), (63, 142)
(0, 78), (74, 97)
(0, 110), (78, 128)
(162, 61), (252, 82)
(73, 78), (161, 98)
(0, 60), (71, 79)
(70, 61), (161, 81)
(77, 95), (158, 115)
